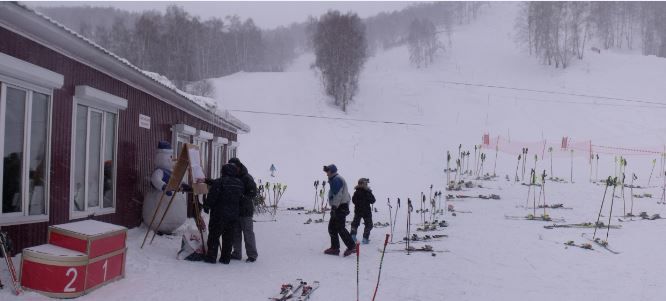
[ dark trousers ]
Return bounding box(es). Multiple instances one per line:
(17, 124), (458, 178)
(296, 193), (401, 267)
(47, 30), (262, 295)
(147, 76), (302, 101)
(207, 216), (237, 262)
(328, 204), (355, 250)
(350, 211), (373, 239)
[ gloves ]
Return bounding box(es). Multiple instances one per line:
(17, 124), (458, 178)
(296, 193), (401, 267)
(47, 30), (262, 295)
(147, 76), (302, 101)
(162, 185), (173, 197)
(204, 178), (213, 185)
(181, 183), (193, 193)
(199, 201), (210, 214)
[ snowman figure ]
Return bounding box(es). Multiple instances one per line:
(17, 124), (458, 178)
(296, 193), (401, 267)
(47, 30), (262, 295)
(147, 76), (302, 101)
(142, 141), (189, 234)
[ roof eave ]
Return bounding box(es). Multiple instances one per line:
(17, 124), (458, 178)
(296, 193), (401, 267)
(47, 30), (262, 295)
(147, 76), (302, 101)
(0, 2), (250, 134)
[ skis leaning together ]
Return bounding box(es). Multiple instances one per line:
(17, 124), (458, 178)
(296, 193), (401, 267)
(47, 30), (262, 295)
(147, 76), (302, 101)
(0, 232), (22, 295)
(269, 279), (319, 301)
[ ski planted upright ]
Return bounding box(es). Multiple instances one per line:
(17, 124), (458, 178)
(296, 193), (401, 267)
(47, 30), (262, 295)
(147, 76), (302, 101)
(0, 232), (22, 295)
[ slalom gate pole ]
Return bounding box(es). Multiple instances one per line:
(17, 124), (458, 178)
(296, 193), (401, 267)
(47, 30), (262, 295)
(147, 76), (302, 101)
(372, 234), (391, 301)
(356, 241), (360, 301)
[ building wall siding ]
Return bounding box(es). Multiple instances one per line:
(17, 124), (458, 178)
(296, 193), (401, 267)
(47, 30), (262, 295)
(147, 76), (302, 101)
(0, 27), (237, 252)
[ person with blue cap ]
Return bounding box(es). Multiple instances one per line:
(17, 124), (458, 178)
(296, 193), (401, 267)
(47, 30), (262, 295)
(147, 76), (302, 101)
(322, 164), (356, 257)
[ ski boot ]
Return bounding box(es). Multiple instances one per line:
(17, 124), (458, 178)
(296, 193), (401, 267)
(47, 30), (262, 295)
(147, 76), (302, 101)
(361, 238), (370, 244)
(343, 247), (356, 257)
(323, 248), (340, 256)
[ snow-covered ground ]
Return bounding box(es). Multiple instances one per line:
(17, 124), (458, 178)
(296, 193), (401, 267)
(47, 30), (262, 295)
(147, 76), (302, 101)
(5, 2), (666, 300)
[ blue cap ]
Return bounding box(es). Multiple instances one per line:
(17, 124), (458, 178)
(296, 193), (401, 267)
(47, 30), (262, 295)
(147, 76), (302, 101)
(323, 164), (337, 174)
(158, 140), (172, 150)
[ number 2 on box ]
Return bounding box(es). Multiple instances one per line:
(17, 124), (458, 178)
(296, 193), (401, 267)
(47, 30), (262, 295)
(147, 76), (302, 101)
(64, 268), (78, 293)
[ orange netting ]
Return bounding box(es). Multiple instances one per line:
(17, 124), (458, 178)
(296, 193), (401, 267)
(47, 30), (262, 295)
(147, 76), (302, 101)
(480, 134), (665, 159)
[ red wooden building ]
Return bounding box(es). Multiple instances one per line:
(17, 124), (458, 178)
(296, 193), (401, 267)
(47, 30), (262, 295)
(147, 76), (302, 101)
(0, 3), (249, 251)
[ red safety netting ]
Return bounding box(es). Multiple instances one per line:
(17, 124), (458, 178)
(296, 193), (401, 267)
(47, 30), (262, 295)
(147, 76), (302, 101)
(480, 134), (665, 159)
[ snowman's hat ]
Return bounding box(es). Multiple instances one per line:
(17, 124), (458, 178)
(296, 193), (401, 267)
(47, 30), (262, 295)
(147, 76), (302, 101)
(157, 141), (172, 153)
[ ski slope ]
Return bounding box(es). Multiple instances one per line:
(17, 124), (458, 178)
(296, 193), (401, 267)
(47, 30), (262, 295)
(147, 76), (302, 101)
(4, 2), (666, 301)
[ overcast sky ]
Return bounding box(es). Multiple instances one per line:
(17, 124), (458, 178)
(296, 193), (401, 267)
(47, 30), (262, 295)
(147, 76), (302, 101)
(28, 1), (415, 29)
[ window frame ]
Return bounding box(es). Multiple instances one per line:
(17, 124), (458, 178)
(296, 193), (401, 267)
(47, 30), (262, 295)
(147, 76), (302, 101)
(69, 87), (124, 220)
(172, 124), (196, 159)
(210, 137), (228, 179)
(194, 130), (213, 177)
(0, 81), (53, 226)
(228, 141), (239, 160)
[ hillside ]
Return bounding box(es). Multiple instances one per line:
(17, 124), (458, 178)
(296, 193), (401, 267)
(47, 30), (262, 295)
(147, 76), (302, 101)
(5, 3), (666, 301)
(214, 2), (666, 205)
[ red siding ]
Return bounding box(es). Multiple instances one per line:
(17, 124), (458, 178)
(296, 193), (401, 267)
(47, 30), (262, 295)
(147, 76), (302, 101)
(0, 27), (237, 252)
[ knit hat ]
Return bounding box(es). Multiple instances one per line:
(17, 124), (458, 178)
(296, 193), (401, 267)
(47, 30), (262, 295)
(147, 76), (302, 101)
(323, 164), (338, 174)
(157, 141), (172, 153)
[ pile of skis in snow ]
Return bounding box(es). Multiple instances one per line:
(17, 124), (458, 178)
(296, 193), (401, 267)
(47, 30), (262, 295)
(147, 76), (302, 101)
(269, 279), (320, 301)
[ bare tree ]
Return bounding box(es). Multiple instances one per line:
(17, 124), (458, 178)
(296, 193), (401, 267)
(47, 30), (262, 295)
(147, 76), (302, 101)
(516, 2), (590, 69)
(312, 11), (368, 112)
(408, 19), (439, 68)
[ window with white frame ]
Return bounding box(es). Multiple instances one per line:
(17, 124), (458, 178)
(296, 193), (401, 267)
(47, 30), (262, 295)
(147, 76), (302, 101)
(228, 141), (238, 160)
(70, 86), (126, 219)
(172, 124), (195, 158)
(210, 137), (228, 179)
(0, 84), (52, 225)
(0, 53), (62, 226)
(194, 130), (213, 176)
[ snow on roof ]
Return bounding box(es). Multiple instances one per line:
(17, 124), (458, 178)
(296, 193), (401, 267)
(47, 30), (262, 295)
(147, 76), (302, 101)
(12, 2), (250, 133)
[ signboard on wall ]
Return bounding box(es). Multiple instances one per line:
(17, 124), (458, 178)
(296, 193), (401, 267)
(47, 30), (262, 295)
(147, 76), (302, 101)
(139, 114), (150, 129)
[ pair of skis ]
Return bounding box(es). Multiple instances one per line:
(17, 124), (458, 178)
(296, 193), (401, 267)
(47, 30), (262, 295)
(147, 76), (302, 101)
(0, 232), (22, 295)
(269, 279), (319, 301)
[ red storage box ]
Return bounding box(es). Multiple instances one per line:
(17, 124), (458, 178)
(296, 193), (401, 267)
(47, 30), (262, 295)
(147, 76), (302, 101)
(85, 248), (126, 292)
(20, 244), (89, 298)
(48, 220), (127, 259)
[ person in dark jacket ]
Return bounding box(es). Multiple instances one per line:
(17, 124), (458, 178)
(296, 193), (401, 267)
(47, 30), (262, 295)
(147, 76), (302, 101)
(323, 164), (356, 257)
(228, 157), (259, 262)
(351, 178), (375, 244)
(204, 163), (244, 264)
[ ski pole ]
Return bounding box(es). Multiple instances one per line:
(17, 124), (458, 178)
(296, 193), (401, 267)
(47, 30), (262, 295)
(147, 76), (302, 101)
(388, 198), (393, 243)
(630, 174), (636, 216)
(621, 173), (626, 216)
(593, 177), (612, 240)
(407, 199), (412, 255)
(392, 198), (400, 241)
(648, 159), (656, 186)
(605, 177), (618, 242)
(372, 234), (390, 301)
(429, 184), (433, 214)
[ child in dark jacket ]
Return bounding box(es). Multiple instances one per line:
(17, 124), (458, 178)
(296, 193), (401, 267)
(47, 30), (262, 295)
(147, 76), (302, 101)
(351, 178), (376, 244)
